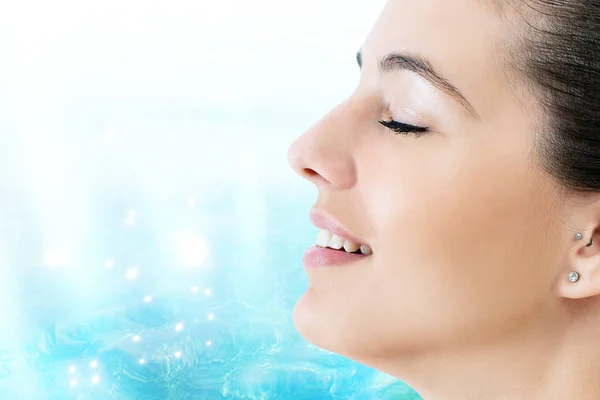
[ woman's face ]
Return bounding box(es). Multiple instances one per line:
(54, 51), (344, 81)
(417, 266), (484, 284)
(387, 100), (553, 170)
(287, 0), (569, 371)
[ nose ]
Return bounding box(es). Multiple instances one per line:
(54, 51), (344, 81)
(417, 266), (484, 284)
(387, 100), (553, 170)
(287, 100), (359, 190)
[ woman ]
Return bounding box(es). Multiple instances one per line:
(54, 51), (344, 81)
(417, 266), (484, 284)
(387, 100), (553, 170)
(287, 1), (600, 399)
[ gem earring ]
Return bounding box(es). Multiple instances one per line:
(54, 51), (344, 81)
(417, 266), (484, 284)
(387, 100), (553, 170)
(568, 271), (580, 283)
(570, 233), (585, 283)
(575, 232), (594, 247)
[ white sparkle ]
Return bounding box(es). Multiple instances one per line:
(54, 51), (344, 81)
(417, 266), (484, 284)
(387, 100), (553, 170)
(43, 249), (68, 268)
(126, 268), (139, 280)
(125, 210), (136, 226)
(176, 233), (209, 268)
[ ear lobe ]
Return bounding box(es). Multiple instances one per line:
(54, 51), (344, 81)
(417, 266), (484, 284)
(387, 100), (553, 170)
(556, 241), (600, 299)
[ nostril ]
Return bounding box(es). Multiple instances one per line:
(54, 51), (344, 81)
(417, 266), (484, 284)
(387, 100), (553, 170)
(303, 168), (319, 179)
(302, 168), (331, 186)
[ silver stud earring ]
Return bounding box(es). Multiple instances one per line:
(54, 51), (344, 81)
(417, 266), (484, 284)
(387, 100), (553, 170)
(568, 271), (580, 283)
(575, 232), (583, 241)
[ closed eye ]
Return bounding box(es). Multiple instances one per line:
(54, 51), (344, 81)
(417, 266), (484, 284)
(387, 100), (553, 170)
(379, 119), (430, 137)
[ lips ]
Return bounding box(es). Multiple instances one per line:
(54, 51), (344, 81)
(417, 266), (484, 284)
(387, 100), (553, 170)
(309, 208), (369, 248)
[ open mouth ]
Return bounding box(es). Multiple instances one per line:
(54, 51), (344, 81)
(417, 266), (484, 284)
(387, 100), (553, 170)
(315, 229), (373, 255)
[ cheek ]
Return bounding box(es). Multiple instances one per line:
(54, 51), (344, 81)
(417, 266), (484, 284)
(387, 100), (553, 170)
(360, 136), (556, 347)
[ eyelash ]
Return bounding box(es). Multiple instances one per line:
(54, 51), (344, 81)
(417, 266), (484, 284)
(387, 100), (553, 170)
(378, 119), (430, 137)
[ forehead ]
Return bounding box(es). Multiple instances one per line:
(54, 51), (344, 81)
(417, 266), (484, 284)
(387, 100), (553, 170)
(362, 0), (513, 120)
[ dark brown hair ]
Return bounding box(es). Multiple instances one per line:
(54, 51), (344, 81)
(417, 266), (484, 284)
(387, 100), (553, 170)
(499, 1), (600, 193)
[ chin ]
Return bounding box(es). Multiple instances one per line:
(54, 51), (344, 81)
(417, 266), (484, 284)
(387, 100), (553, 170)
(293, 292), (323, 342)
(292, 289), (427, 376)
(292, 291), (346, 353)
(292, 290), (386, 362)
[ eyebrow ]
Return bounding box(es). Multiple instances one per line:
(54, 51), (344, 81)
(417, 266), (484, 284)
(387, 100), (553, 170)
(356, 50), (481, 120)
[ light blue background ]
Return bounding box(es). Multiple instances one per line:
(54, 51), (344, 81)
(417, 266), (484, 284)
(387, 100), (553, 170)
(0, 1), (421, 398)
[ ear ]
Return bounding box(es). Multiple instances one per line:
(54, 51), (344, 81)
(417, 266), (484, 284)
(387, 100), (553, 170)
(554, 197), (600, 299)
(554, 193), (600, 299)
(555, 232), (600, 299)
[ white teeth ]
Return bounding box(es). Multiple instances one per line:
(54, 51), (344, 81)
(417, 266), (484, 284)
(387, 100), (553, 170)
(343, 241), (360, 253)
(315, 229), (372, 255)
(316, 229), (332, 247)
(360, 245), (373, 255)
(328, 234), (344, 250)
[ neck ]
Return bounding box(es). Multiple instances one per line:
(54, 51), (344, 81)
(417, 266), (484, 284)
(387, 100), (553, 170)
(380, 299), (600, 400)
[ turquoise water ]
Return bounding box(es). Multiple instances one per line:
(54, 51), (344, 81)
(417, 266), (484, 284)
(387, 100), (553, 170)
(0, 2), (422, 396)
(0, 110), (421, 399)
(0, 177), (417, 400)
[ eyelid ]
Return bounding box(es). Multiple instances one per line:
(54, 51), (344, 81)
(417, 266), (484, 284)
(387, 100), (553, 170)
(391, 109), (428, 127)
(382, 95), (429, 127)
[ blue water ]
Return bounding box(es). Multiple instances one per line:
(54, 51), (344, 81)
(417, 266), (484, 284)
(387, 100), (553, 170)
(0, 177), (421, 399)
(0, 1), (425, 396)
(0, 116), (423, 399)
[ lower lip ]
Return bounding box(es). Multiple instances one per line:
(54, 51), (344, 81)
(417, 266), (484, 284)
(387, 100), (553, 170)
(302, 246), (369, 268)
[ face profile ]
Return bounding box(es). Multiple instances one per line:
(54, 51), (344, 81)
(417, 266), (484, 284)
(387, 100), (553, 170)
(287, 1), (600, 399)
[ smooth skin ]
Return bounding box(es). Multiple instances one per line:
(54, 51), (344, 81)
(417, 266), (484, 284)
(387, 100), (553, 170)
(287, 1), (600, 399)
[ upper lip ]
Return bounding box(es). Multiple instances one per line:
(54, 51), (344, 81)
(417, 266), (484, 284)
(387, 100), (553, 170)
(309, 208), (368, 246)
